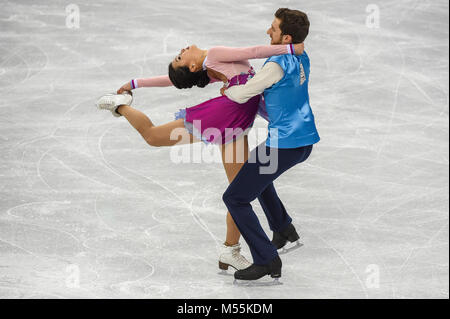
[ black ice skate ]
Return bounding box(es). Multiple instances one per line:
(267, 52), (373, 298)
(271, 223), (302, 255)
(233, 256), (282, 286)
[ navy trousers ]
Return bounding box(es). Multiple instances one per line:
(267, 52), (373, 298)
(222, 142), (313, 265)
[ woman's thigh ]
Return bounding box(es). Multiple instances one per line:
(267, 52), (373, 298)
(144, 119), (201, 146)
(221, 135), (250, 183)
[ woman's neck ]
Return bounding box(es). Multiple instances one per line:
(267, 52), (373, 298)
(198, 50), (208, 69)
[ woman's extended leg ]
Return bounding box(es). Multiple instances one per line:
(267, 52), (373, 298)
(117, 104), (200, 146)
(221, 135), (250, 246)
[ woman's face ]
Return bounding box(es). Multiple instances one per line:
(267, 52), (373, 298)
(171, 44), (201, 71)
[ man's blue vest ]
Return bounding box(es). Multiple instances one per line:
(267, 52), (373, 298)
(263, 51), (320, 148)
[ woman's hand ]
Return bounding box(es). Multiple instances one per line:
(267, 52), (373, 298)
(293, 43), (304, 55)
(117, 82), (132, 94)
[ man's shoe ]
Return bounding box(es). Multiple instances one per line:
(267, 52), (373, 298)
(234, 256), (282, 282)
(271, 223), (300, 250)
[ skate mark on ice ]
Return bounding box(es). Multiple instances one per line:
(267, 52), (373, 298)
(121, 165), (220, 245)
(97, 125), (219, 244)
(311, 231), (369, 298)
(5, 201), (81, 244)
(375, 35), (406, 160)
(36, 147), (58, 192)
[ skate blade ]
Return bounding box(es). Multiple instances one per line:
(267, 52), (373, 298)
(218, 261), (238, 277)
(217, 270), (234, 277)
(233, 278), (283, 287)
(278, 241), (303, 255)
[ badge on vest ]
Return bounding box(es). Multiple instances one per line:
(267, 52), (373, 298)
(300, 63), (306, 85)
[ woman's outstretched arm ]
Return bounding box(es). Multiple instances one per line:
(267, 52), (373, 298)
(117, 75), (173, 93)
(207, 43), (303, 63)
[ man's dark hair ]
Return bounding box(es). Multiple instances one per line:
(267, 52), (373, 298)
(168, 63), (210, 89)
(275, 8), (310, 43)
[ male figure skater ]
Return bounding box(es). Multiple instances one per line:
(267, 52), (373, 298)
(222, 8), (320, 281)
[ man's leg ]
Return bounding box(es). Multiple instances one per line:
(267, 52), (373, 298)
(222, 142), (313, 266)
(257, 183), (302, 250)
(257, 183), (291, 233)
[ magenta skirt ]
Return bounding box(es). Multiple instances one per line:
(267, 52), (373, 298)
(174, 70), (260, 145)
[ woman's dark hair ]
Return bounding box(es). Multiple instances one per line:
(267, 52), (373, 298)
(168, 63), (210, 89)
(275, 8), (310, 43)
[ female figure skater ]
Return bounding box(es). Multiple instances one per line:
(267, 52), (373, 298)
(96, 43), (303, 271)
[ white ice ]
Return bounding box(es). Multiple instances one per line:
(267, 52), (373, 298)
(0, 0), (448, 298)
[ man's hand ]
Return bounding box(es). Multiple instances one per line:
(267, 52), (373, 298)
(117, 82), (132, 94)
(293, 43), (304, 55)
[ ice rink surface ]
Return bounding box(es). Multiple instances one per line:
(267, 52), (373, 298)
(0, 0), (448, 298)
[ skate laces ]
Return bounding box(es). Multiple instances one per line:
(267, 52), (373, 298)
(101, 96), (115, 107)
(231, 246), (241, 255)
(232, 247), (250, 267)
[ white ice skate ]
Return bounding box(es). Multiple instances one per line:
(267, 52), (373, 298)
(218, 243), (252, 272)
(96, 93), (133, 117)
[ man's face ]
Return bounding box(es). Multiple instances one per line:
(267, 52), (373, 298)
(267, 18), (283, 45)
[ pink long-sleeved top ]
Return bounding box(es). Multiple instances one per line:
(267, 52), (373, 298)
(132, 44), (294, 88)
